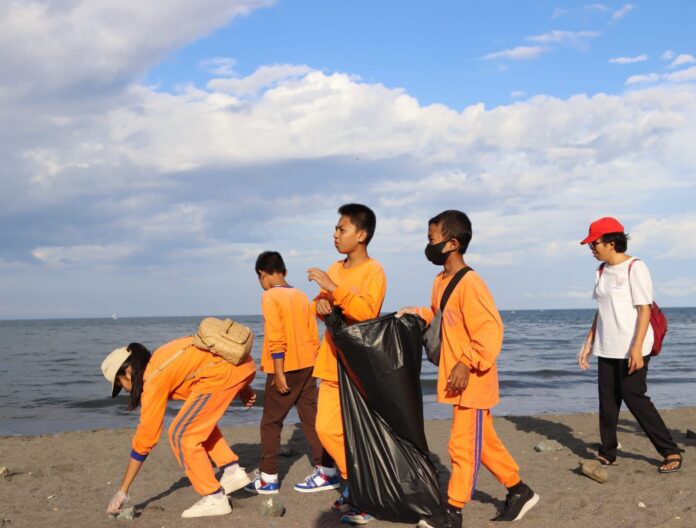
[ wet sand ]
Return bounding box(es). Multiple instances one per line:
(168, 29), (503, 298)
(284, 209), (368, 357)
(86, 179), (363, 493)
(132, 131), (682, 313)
(1, 407), (694, 528)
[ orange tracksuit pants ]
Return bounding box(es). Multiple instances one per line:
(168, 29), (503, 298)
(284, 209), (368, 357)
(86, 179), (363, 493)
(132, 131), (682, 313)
(315, 380), (347, 479)
(167, 373), (253, 495)
(448, 406), (520, 508)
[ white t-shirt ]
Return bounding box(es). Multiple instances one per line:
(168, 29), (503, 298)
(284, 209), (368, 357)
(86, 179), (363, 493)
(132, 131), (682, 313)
(592, 257), (654, 359)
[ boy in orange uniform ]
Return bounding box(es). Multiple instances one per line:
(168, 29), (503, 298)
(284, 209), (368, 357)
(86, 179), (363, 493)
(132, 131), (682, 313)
(399, 210), (539, 528)
(244, 251), (336, 494)
(307, 203), (386, 524)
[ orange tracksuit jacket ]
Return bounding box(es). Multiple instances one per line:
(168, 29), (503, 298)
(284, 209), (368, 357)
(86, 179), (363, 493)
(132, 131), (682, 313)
(312, 258), (386, 478)
(418, 270), (520, 507)
(132, 336), (256, 495)
(260, 286), (319, 374)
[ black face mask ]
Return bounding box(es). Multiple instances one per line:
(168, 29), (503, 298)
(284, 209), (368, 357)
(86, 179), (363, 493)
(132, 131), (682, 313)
(424, 241), (453, 266)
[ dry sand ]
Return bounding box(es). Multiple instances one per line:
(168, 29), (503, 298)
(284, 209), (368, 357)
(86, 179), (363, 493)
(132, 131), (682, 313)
(1, 407), (694, 528)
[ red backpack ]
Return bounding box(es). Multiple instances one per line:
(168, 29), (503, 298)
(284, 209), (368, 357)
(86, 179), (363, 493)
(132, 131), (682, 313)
(598, 259), (668, 356)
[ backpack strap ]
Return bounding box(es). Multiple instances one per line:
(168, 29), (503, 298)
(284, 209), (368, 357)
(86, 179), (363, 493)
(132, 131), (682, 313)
(440, 266), (472, 312)
(144, 347), (223, 385)
(144, 348), (187, 383)
(598, 262), (606, 277)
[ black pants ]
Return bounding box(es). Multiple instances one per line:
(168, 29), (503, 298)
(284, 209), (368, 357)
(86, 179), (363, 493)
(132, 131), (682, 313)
(260, 367), (333, 474)
(597, 356), (679, 462)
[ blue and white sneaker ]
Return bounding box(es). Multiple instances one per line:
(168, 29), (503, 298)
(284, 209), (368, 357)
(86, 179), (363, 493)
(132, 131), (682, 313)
(293, 467), (341, 493)
(340, 508), (374, 525)
(243, 474), (279, 495)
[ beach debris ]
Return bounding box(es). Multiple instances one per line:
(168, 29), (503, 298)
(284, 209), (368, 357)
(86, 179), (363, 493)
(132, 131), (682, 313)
(580, 460), (609, 483)
(47, 495), (55, 500)
(638, 502), (646, 509)
(260, 496), (286, 517)
(116, 507), (136, 521)
(0, 467), (9, 478)
(534, 440), (563, 452)
(686, 429), (696, 439)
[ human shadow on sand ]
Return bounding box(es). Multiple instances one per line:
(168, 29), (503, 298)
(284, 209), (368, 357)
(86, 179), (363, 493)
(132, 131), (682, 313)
(503, 414), (661, 466)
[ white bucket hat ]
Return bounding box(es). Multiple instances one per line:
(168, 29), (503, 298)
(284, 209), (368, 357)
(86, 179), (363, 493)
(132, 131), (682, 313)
(101, 347), (131, 398)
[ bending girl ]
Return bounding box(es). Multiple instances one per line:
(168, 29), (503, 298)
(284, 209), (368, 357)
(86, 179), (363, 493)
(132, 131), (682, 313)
(101, 336), (256, 518)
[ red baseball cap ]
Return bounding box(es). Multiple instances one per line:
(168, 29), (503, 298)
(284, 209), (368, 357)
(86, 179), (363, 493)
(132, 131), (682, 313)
(580, 217), (625, 244)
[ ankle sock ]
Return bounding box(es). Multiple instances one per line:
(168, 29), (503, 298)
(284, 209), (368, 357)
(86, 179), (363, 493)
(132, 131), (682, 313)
(319, 465), (337, 477)
(260, 471), (278, 483)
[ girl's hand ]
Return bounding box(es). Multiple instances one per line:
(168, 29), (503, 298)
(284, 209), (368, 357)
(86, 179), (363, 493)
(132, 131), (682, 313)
(628, 349), (644, 374)
(107, 490), (128, 514)
(239, 386), (256, 408)
(578, 334), (593, 370)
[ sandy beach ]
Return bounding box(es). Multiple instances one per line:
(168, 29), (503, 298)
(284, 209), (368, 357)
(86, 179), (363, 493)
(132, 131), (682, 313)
(1, 407), (694, 528)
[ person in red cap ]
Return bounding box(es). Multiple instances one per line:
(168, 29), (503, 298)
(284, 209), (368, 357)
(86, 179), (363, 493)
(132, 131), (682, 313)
(578, 217), (682, 473)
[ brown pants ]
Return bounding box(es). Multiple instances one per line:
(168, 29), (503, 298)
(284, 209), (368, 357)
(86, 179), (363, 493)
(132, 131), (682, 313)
(260, 367), (333, 475)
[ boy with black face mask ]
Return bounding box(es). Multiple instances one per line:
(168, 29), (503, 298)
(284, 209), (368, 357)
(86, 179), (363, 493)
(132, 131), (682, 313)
(399, 210), (538, 528)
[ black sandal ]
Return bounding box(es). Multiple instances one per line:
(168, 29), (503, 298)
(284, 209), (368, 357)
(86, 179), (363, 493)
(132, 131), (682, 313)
(658, 454), (683, 474)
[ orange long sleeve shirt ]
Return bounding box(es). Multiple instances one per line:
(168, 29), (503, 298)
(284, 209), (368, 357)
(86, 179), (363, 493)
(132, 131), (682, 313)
(312, 258), (387, 382)
(260, 286), (319, 374)
(132, 336), (256, 456)
(418, 270), (503, 409)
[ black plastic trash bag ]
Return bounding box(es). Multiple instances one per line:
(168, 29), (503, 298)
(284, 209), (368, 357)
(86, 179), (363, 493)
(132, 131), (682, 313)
(324, 309), (441, 523)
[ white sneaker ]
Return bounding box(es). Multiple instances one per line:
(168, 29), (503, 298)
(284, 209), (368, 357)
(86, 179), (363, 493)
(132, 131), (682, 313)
(180, 493), (232, 518)
(220, 465), (251, 495)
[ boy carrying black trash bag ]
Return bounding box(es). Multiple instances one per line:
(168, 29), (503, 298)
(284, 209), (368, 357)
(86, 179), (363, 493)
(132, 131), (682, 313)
(399, 210), (539, 528)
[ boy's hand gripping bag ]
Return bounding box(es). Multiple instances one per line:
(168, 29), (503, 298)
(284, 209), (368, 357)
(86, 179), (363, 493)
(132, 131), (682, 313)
(324, 308), (441, 523)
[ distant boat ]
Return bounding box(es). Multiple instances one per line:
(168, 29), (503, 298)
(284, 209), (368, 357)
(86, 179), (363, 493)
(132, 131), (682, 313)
(112, 314), (118, 320)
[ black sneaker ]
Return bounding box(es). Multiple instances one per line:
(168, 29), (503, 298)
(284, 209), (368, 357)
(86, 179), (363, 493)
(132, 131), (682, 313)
(417, 507), (462, 528)
(491, 483), (539, 522)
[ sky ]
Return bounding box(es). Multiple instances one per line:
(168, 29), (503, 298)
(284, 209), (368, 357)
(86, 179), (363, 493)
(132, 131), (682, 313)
(1, 0), (695, 319)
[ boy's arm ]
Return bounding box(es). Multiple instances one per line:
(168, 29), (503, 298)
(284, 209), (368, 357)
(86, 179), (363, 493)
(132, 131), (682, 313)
(458, 281), (503, 372)
(332, 268), (386, 321)
(262, 293), (288, 362)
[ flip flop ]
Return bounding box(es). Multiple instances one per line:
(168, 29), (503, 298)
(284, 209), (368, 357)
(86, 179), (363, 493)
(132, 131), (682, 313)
(658, 455), (683, 474)
(595, 455), (618, 466)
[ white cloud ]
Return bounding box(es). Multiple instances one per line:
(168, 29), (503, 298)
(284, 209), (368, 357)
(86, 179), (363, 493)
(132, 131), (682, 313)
(657, 278), (696, 297)
(661, 50), (676, 61)
(510, 90), (526, 98)
(609, 54), (648, 64)
(0, 0), (274, 96)
(669, 54), (696, 69)
(551, 8), (569, 18)
(527, 30), (600, 45)
(208, 64), (314, 95)
(665, 67), (696, 83)
(625, 73), (660, 85)
(200, 57), (237, 76)
(612, 4), (635, 20)
(630, 215), (696, 259)
(482, 46), (547, 61)
(626, 67), (696, 86)
(583, 3), (610, 12)
(32, 244), (136, 265)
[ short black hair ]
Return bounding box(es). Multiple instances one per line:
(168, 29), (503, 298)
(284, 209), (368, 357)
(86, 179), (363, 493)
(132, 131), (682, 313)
(599, 232), (629, 253)
(338, 203), (377, 245)
(255, 251), (287, 275)
(428, 210), (472, 254)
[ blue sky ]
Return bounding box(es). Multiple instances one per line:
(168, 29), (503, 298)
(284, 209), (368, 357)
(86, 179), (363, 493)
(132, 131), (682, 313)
(1, 0), (695, 318)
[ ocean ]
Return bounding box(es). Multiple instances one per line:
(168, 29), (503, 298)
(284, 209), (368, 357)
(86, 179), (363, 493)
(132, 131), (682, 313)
(1, 308), (695, 436)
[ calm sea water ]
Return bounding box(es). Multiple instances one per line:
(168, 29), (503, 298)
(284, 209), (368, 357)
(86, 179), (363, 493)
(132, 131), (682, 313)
(1, 308), (694, 436)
